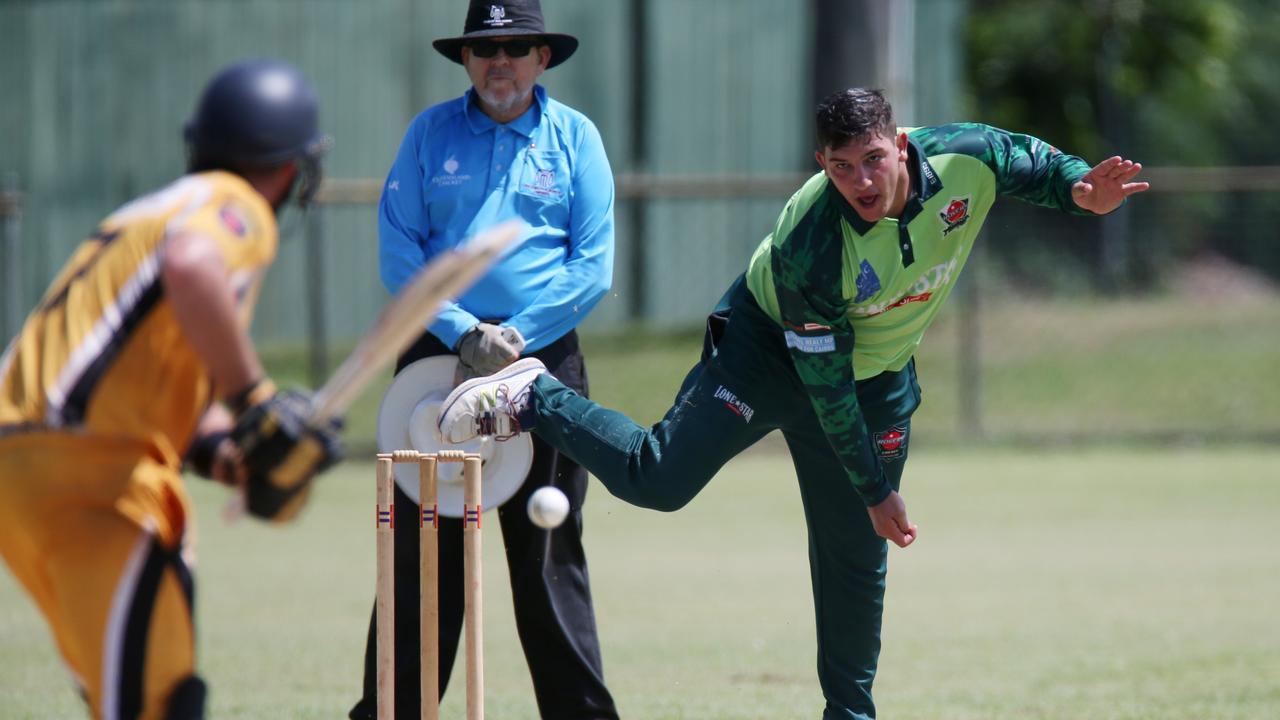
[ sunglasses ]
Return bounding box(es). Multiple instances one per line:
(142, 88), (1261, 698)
(466, 38), (541, 59)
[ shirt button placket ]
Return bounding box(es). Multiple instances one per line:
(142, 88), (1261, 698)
(495, 128), (507, 175)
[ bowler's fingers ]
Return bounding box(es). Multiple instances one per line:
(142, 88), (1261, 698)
(875, 515), (917, 548)
(1104, 158), (1136, 180)
(1088, 155), (1123, 179)
(1114, 160), (1142, 180)
(1123, 181), (1150, 196)
(888, 516), (917, 548)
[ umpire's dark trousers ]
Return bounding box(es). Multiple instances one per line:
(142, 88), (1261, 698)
(349, 329), (619, 720)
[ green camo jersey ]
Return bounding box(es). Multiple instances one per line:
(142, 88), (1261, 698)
(745, 123), (1093, 504)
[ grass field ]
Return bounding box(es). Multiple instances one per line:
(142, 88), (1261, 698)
(2, 446), (1279, 719)
(3, 293), (1279, 717)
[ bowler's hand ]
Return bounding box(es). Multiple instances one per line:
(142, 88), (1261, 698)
(866, 490), (918, 548)
(1072, 156), (1150, 214)
(457, 323), (525, 380)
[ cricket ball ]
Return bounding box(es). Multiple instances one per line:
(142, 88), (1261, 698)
(527, 486), (570, 529)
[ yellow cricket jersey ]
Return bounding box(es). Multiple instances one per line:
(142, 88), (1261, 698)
(0, 171), (277, 467)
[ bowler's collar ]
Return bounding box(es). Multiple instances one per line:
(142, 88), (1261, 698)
(832, 136), (942, 236)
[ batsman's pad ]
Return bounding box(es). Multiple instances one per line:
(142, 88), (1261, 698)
(230, 386), (344, 521)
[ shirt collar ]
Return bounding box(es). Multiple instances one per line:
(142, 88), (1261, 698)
(463, 84), (546, 138)
(831, 135), (944, 237)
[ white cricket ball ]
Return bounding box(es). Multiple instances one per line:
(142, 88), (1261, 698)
(527, 486), (570, 529)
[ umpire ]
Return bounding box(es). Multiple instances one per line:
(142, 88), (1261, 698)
(347, 1), (619, 718)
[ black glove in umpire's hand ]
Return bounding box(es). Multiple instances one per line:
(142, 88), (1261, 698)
(228, 380), (344, 522)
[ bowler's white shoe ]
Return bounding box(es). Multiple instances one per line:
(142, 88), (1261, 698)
(437, 357), (547, 444)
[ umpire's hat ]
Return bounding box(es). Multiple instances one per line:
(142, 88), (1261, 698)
(433, 0), (579, 69)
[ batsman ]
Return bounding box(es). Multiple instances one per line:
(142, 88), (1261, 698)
(438, 88), (1150, 718)
(0, 60), (342, 719)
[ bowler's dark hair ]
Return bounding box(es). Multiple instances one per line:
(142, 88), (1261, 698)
(816, 88), (895, 150)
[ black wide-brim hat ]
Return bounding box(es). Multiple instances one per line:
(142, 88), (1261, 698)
(433, 0), (579, 69)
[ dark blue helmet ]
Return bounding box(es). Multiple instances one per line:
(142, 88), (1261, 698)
(184, 59), (329, 205)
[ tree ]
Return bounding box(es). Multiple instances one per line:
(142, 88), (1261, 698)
(966, 0), (1280, 283)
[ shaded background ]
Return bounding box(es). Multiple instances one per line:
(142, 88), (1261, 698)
(2, 0), (1278, 445)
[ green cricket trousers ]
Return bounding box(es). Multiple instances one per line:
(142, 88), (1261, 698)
(522, 276), (920, 720)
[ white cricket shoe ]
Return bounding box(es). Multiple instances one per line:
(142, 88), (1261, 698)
(437, 357), (547, 443)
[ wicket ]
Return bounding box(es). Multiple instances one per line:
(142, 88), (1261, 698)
(376, 450), (484, 720)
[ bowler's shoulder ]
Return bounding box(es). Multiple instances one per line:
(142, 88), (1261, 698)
(908, 123), (1000, 160)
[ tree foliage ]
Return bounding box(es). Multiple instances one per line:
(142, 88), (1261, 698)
(965, 0), (1280, 282)
(966, 0), (1279, 165)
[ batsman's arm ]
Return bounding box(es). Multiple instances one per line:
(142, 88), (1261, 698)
(185, 403), (241, 486)
(162, 229), (264, 399)
(768, 205), (890, 508)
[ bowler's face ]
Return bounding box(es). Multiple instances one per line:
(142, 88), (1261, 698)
(816, 131), (909, 223)
(462, 37), (550, 121)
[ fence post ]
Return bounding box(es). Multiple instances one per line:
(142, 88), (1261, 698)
(2, 174), (23, 342)
(305, 206), (329, 388)
(627, 0), (650, 322)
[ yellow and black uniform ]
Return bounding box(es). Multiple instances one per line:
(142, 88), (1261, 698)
(0, 171), (275, 720)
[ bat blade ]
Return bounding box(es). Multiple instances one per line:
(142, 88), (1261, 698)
(310, 219), (523, 422)
(220, 220), (522, 525)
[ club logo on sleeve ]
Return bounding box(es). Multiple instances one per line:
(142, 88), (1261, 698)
(939, 196), (971, 235)
(873, 426), (908, 460)
(713, 385), (755, 423)
(853, 259), (881, 303)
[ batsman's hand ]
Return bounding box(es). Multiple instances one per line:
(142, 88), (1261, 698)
(457, 323), (524, 381)
(228, 380), (344, 522)
(866, 490), (918, 548)
(1071, 156), (1150, 214)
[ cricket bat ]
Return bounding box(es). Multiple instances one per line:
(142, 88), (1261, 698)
(223, 219), (524, 522)
(309, 219), (523, 421)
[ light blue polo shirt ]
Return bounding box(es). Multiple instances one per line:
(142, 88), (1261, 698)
(379, 84), (615, 352)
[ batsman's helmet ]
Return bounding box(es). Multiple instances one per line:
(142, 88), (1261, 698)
(184, 59), (330, 205)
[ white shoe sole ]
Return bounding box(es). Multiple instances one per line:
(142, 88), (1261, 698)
(437, 357), (547, 440)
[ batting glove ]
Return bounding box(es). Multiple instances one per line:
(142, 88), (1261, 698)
(227, 379), (344, 522)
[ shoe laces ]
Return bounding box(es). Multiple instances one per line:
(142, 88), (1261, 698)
(474, 381), (532, 441)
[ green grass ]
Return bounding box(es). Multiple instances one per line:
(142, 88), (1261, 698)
(3, 447), (1279, 718)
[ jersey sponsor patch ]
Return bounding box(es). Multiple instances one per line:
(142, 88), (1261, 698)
(784, 330), (836, 354)
(854, 259), (881, 303)
(873, 425), (908, 460)
(939, 196), (971, 236)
